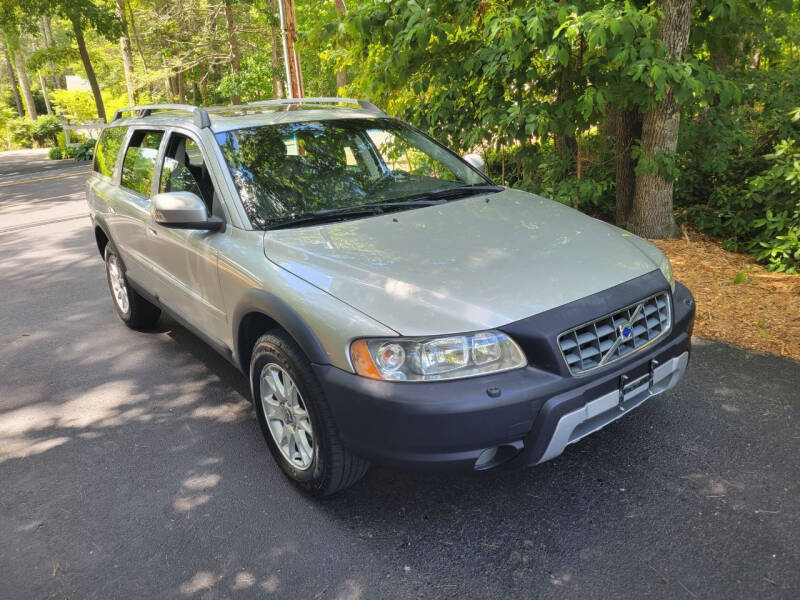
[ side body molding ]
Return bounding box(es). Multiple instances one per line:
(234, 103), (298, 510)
(232, 288), (330, 370)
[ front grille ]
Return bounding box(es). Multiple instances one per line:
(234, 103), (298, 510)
(558, 292), (671, 375)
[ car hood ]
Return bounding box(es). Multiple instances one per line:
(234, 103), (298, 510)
(263, 188), (662, 335)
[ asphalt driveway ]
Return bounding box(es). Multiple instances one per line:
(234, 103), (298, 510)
(1, 150), (798, 599)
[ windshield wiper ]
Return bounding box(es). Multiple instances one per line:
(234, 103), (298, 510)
(403, 184), (503, 202)
(264, 199), (444, 231)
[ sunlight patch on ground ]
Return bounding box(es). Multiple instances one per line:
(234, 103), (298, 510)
(172, 470), (221, 514)
(180, 571), (218, 595)
(232, 571), (256, 590)
(0, 380), (146, 462)
(260, 575), (280, 593)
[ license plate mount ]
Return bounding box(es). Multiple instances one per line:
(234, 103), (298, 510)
(618, 371), (650, 409)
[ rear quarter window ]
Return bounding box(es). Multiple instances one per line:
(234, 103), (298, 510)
(93, 126), (127, 178)
(120, 130), (164, 196)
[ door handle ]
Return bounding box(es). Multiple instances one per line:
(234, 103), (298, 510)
(147, 227), (158, 237)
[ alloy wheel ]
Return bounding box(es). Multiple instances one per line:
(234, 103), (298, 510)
(260, 364), (314, 470)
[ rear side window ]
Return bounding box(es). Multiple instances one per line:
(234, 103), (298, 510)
(120, 130), (164, 196)
(93, 126), (126, 177)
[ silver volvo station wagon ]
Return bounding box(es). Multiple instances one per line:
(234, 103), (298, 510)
(86, 98), (695, 495)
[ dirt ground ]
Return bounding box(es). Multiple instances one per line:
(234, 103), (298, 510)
(652, 229), (800, 362)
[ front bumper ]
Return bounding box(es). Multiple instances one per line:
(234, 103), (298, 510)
(315, 275), (695, 471)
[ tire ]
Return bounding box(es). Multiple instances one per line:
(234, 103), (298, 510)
(251, 330), (369, 496)
(104, 243), (161, 329)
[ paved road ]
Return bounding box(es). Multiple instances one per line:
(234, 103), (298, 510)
(1, 150), (798, 599)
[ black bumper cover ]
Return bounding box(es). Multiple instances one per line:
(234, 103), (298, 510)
(315, 273), (695, 471)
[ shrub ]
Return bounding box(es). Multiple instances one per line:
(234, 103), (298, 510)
(50, 89), (98, 122)
(486, 134), (615, 220)
(8, 117), (34, 147)
(48, 146), (63, 160)
(683, 137), (800, 273)
(32, 115), (62, 147)
(73, 139), (95, 161)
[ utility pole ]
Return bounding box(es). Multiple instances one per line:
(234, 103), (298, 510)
(278, 0), (304, 98)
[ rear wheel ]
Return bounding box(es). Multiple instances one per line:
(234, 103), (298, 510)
(104, 243), (161, 329)
(251, 331), (369, 496)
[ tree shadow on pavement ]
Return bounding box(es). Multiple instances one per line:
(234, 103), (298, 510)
(1, 219), (798, 600)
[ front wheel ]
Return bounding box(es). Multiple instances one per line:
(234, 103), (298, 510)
(251, 331), (369, 496)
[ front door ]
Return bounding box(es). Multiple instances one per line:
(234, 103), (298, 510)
(145, 130), (229, 344)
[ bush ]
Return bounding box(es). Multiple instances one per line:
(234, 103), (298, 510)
(8, 117), (34, 147)
(50, 89), (98, 122)
(32, 115), (62, 147)
(486, 134), (615, 220)
(683, 137), (800, 273)
(48, 146), (63, 160)
(73, 139), (95, 161)
(675, 67), (800, 273)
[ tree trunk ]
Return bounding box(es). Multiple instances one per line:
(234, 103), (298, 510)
(177, 70), (186, 103)
(710, 49), (729, 72)
(161, 54), (173, 99)
(72, 20), (106, 122)
(225, 1), (241, 104)
(38, 72), (52, 114)
(629, 0), (693, 238)
(333, 0), (347, 90)
(270, 0), (285, 98)
(2, 39), (24, 116)
(13, 46), (37, 120)
(116, 0), (136, 106)
(40, 16), (62, 89)
(126, 0), (149, 73)
(615, 108), (641, 226)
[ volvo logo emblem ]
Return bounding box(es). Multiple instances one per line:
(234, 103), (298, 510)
(599, 304), (644, 365)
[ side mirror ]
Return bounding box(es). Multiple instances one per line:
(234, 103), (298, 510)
(151, 192), (223, 231)
(463, 152), (486, 174)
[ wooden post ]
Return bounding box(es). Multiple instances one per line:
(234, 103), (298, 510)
(278, 0), (304, 98)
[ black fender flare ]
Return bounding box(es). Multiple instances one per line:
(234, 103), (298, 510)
(232, 288), (329, 372)
(92, 214), (113, 258)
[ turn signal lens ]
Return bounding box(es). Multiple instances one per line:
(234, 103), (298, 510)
(660, 255), (676, 292)
(349, 339), (382, 380)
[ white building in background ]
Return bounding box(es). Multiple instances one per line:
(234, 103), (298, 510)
(65, 75), (91, 92)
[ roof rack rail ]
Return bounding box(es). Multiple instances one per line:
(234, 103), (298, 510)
(243, 97), (385, 115)
(112, 104), (211, 128)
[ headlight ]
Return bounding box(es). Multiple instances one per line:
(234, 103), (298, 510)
(659, 255), (676, 292)
(350, 331), (527, 381)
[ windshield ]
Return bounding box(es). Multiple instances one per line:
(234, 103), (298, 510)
(214, 118), (489, 228)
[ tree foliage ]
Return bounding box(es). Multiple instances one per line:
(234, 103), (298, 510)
(0, 0), (798, 269)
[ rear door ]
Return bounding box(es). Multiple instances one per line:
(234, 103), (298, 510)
(114, 128), (166, 292)
(86, 125), (129, 257)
